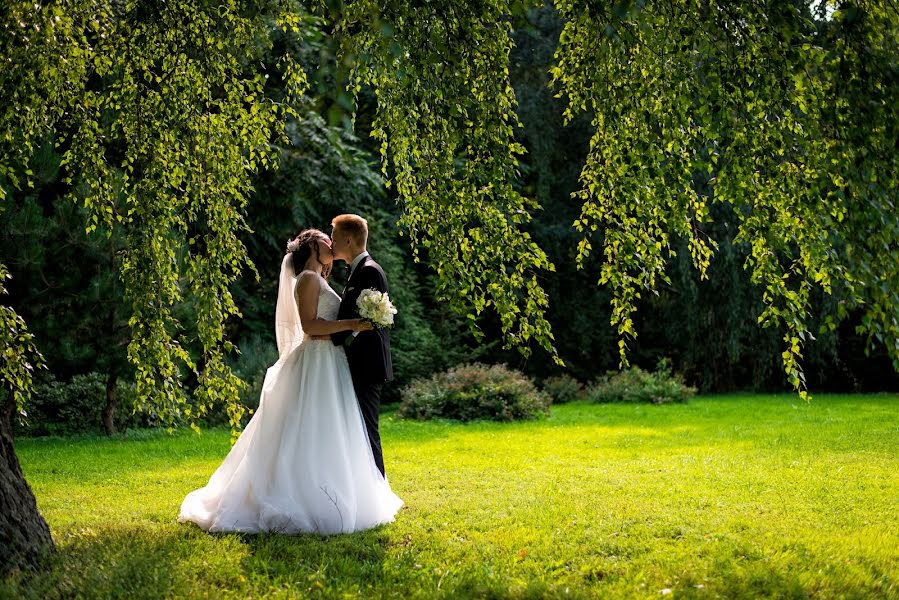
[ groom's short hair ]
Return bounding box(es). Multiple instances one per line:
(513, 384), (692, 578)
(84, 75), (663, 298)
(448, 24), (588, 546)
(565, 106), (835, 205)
(332, 214), (368, 246)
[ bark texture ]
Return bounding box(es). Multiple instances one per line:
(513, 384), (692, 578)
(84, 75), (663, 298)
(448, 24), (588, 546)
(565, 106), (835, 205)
(103, 373), (118, 436)
(1, 397), (54, 574)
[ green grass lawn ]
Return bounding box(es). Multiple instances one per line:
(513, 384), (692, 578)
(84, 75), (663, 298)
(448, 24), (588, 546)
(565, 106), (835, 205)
(4, 395), (898, 599)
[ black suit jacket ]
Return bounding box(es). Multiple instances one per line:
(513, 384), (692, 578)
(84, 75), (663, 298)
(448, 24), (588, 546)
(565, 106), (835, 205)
(332, 255), (393, 384)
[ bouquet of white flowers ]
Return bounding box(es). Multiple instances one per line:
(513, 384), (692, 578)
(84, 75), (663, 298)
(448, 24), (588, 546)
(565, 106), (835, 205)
(356, 288), (397, 329)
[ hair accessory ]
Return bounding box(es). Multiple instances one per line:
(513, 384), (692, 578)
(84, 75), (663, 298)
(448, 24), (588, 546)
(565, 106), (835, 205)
(286, 238), (302, 253)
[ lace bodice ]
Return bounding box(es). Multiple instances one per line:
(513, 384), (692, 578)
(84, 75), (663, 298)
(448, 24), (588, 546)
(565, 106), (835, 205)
(297, 271), (341, 321)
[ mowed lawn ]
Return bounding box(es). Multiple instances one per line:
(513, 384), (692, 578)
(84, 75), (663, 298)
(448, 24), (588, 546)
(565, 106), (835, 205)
(4, 395), (898, 599)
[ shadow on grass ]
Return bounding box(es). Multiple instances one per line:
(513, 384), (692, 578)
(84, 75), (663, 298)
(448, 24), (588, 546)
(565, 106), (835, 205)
(1, 523), (398, 599)
(4, 521), (895, 598)
(233, 525), (393, 592)
(2, 526), (186, 599)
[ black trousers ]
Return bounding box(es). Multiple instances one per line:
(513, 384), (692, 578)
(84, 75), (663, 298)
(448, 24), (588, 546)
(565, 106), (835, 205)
(352, 375), (385, 477)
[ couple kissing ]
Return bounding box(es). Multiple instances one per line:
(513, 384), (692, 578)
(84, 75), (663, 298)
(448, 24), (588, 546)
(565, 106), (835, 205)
(179, 214), (403, 535)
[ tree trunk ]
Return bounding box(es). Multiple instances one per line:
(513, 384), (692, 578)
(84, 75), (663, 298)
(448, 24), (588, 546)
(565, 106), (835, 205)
(1, 391), (12, 441)
(103, 372), (118, 436)
(0, 394), (54, 574)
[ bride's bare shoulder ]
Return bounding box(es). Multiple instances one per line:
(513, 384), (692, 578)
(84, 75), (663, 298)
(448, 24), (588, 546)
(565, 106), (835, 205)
(294, 270), (321, 294)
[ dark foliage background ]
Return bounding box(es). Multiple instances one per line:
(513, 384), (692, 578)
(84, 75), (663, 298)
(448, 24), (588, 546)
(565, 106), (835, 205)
(496, 5), (899, 394)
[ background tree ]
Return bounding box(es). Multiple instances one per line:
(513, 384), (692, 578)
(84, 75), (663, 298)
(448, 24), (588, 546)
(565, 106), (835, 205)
(0, 0), (309, 571)
(1, 142), (131, 435)
(552, 0), (899, 396)
(443, 1), (898, 392)
(508, 3), (620, 380)
(331, 0), (562, 361)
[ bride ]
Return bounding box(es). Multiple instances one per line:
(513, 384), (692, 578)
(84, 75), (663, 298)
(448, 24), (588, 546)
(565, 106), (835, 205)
(179, 228), (403, 534)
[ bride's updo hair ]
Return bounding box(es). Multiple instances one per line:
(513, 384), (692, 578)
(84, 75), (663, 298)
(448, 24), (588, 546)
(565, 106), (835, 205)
(287, 229), (331, 279)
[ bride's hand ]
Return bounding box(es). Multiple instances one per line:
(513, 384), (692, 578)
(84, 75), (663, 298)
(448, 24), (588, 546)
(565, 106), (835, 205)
(351, 319), (374, 332)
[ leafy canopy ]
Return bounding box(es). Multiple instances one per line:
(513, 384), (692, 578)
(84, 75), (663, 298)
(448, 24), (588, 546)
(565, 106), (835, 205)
(1, 0), (309, 432)
(551, 0), (898, 396)
(2, 0), (897, 420)
(331, 0), (560, 359)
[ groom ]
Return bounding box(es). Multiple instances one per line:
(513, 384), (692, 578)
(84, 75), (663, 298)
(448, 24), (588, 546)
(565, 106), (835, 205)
(330, 214), (393, 477)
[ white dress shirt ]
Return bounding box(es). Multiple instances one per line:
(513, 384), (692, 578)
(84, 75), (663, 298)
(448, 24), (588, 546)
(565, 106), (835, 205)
(349, 251), (370, 279)
(348, 251), (370, 338)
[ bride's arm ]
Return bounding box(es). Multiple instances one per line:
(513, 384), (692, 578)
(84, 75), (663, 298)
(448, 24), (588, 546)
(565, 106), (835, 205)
(295, 272), (372, 336)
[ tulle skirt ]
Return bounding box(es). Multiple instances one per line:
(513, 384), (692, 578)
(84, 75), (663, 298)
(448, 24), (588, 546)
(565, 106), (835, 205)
(178, 340), (403, 535)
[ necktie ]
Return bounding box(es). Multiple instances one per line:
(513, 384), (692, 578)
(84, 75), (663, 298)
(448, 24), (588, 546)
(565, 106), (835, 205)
(342, 263), (351, 296)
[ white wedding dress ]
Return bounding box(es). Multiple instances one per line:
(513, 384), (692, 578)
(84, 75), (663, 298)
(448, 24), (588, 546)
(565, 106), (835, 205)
(178, 256), (403, 535)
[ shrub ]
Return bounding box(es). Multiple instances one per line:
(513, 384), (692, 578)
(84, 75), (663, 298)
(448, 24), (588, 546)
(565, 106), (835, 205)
(15, 373), (149, 436)
(398, 363), (550, 422)
(541, 374), (585, 404)
(587, 360), (696, 405)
